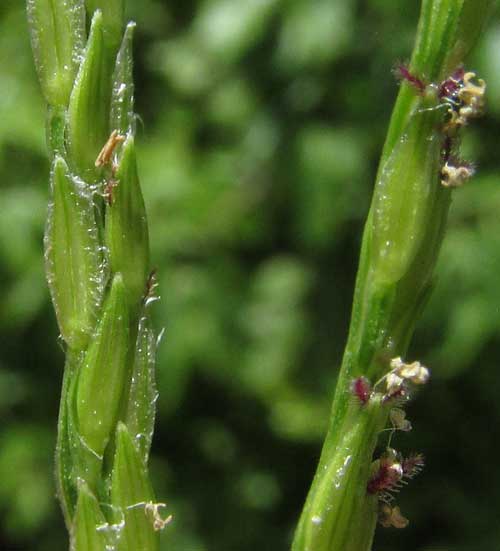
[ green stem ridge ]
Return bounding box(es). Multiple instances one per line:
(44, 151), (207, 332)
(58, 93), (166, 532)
(293, 1), (493, 550)
(27, 1), (166, 549)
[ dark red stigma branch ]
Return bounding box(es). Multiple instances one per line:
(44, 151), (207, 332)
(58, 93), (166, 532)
(439, 66), (465, 99)
(367, 456), (402, 497)
(402, 454), (425, 479)
(367, 452), (425, 500)
(351, 376), (372, 405)
(394, 64), (426, 94)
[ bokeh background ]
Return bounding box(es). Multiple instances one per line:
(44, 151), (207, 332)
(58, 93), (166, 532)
(1, 1), (500, 550)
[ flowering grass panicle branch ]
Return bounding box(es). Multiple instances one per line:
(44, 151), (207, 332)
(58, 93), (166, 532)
(292, 1), (493, 550)
(27, 1), (169, 548)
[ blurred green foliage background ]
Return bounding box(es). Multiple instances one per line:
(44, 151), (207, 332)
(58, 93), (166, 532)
(1, 1), (500, 550)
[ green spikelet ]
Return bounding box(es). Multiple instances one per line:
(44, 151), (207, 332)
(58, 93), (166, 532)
(105, 136), (150, 311)
(111, 423), (160, 551)
(75, 273), (130, 458)
(72, 483), (112, 551)
(67, 11), (109, 180)
(45, 156), (105, 350)
(26, 0), (85, 106)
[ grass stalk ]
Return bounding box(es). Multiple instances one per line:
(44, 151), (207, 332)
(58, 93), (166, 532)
(292, 1), (493, 549)
(27, 1), (168, 548)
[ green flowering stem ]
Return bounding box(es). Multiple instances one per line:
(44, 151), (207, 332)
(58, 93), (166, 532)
(28, 1), (166, 549)
(292, 1), (493, 550)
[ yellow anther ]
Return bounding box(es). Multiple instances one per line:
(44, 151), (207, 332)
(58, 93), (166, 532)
(390, 357), (429, 385)
(144, 501), (173, 531)
(386, 372), (404, 395)
(95, 129), (125, 168)
(379, 504), (409, 529)
(390, 408), (412, 432)
(459, 72), (486, 113)
(441, 162), (474, 188)
(445, 71), (486, 129)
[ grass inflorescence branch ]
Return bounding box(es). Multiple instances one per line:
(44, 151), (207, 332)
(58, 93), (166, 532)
(27, 1), (169, 549)
(292, 1), (493, 550)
